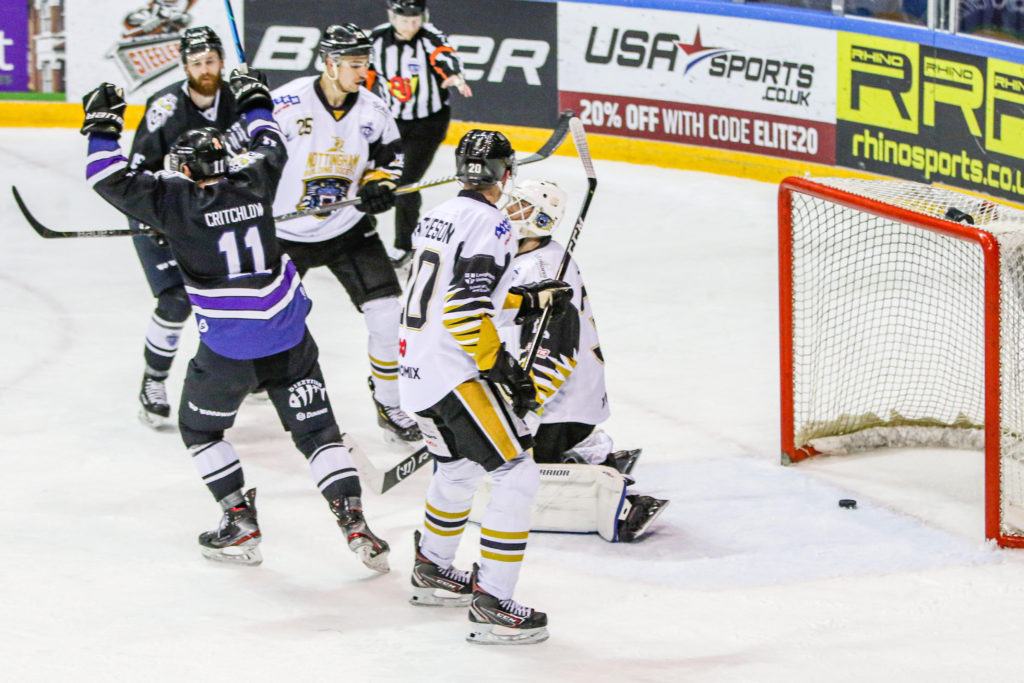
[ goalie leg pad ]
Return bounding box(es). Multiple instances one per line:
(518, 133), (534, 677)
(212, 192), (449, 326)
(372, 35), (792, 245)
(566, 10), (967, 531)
(471, 463), (628, 542)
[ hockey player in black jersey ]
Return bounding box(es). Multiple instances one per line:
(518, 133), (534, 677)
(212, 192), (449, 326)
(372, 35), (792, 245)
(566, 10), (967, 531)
(126, 26), (249, 429)
(81, 72), (390, 573)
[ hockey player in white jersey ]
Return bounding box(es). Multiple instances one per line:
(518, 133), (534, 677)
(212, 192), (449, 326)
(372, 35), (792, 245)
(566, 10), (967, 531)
(495, 178), (669, 543)
(399, 130), (572, 644)
(271, 23), (421, 445)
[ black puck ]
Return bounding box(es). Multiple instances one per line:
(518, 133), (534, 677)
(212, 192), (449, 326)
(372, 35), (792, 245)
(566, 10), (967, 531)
(839, 499), (857, 509)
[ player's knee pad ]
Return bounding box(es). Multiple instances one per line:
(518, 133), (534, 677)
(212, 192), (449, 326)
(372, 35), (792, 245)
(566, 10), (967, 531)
(487, 456), (540, 509)
(362, 296), (401, 340)
(156, 285), (191, 323)
(292, 423), (343, 459)
(179, 423), (225, 448)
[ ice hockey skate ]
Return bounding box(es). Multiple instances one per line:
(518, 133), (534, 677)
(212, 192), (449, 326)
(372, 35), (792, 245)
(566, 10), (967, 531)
(198, 488), (263, 566)
(331, 496), (390, 573)
(466, 565), (549, 645)
(617, 494), (669, 542)
(410, 530), (472, 607)
(138, 373), (171, 429)
(367, 377), (422, 444)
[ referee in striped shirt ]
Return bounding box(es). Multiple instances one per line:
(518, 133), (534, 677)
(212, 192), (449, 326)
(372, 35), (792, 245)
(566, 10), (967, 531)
(368, 0), (473, 267)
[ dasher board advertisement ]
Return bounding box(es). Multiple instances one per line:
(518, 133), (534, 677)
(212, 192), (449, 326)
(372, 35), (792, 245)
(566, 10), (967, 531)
(557, 2), (837, 164)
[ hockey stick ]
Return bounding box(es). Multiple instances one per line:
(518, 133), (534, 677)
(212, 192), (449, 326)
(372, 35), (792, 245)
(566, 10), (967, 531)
(15, 111), (576, 238)
(521, 117), (597, 376)
(273, 109), (575, 223)
(221, 0), (248, 73)
(342, 433), (432, 495)
(11, 186), (153, 239)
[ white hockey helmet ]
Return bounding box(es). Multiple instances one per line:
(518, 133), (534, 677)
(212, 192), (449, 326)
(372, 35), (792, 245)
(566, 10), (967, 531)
(504, 179), (567, 238)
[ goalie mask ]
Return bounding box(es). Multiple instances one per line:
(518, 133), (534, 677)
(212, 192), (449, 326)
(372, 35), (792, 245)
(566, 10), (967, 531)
(166, 127), (229, 181)
(455, 129), (516, 186)
(505, 179), (566, 238)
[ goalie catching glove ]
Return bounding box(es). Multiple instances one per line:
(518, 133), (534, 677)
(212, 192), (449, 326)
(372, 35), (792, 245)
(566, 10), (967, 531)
(228, 69), (273, 114)
(80, 83), (126, 137)
(483, 347), (539, 418)
(510, 279), (573, 324)
(357, 180), (397, 214)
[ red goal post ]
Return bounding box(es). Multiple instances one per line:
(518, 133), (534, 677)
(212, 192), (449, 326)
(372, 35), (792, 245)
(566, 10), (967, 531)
(778, 176), (1024, 548)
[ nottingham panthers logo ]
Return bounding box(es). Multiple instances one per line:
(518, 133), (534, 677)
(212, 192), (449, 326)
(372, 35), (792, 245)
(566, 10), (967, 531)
(288, 378), (327, 408)
(297, 177), (352, 217)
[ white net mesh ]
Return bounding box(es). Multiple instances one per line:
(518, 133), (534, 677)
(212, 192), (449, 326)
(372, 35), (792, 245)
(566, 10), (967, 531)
(784, 177), (1024, 539)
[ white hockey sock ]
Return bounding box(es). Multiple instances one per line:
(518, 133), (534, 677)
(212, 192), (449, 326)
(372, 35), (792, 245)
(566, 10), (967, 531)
(145, 312), (185, 361)
(363, 297), (401, 405)
(420, 458), (484, 567)
(477, 455), (539, 600)
(307, 443), (360, 500)
(190, 441), (243, 500)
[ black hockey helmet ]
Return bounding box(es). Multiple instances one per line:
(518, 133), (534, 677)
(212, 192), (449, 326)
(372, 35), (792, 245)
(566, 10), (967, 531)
(387, 0), (427, 16)
(167, 127), (229, 181)
(318, 23), (372, 62)
(179, 26), (224, 64)
(455, 130), (516, 185)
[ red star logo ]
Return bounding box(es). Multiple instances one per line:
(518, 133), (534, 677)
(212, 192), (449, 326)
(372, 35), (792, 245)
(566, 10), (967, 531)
(399, 338), (407, 357)
(677, 28), (719, 56)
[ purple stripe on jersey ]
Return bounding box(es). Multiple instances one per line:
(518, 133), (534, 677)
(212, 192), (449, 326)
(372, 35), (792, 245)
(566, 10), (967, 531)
(86, 155), (126, 181)
(189, 260), (298, 312)
(196, 293), (311, 360)
(86, 135), (125, 180)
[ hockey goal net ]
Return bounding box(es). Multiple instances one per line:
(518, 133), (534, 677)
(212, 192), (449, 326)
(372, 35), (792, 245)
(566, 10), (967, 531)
(779, 176), (1024, 547)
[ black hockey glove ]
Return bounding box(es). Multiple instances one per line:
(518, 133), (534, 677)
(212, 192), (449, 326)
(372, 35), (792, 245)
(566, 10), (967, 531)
(229, 69), (273, 114)
(510, 279), (573, 325)
(81, 83), (126, 137)
(357, 180), (397, 214)
(484, 347), (539, 418)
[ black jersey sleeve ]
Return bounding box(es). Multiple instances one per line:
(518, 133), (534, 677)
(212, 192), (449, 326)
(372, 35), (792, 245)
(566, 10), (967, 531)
(88, 134), (186, 232)
(227, 109), (288, 197)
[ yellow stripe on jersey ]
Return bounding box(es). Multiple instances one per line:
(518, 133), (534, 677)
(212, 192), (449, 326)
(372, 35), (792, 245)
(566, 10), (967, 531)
(503, 292), (524, 310)
(426, 502), (470, 520)
(533, 354), (578, 404)
(480, 550), (524, 562)
(454, 381), (520, 462)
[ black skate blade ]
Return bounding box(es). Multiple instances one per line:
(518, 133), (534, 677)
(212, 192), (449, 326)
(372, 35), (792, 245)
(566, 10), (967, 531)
(466, 624), (550, 645)
(199, 541), (263, 567)
(410, 586), (472, 607)
(631, 498), (669, 540)
(612, 448), (642, 475)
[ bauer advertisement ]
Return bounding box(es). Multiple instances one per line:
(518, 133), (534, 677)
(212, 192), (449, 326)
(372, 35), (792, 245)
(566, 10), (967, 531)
(556, 2), (837, 165)
(64, 0), (242, 102)
(242, 0), (559, 128)
(837, 32), (1024, 203)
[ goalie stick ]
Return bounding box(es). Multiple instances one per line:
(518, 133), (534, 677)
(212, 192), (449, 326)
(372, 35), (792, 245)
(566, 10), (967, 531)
(342, 433), (432, 495)
(272, 109), (575, 223)
(521, 117), (597, 376)
(13, 112), (574, 239)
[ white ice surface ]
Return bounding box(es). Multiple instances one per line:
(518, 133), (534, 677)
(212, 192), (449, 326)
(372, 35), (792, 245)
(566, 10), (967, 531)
(3, 129), (1024, 681)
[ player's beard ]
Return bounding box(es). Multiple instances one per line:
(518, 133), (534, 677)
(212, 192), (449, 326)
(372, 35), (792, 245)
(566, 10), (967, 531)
(188, 72), (222, 98)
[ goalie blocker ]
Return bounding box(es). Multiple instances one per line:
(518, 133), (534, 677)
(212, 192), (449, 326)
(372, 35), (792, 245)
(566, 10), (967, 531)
(469, 463), (667, 542)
